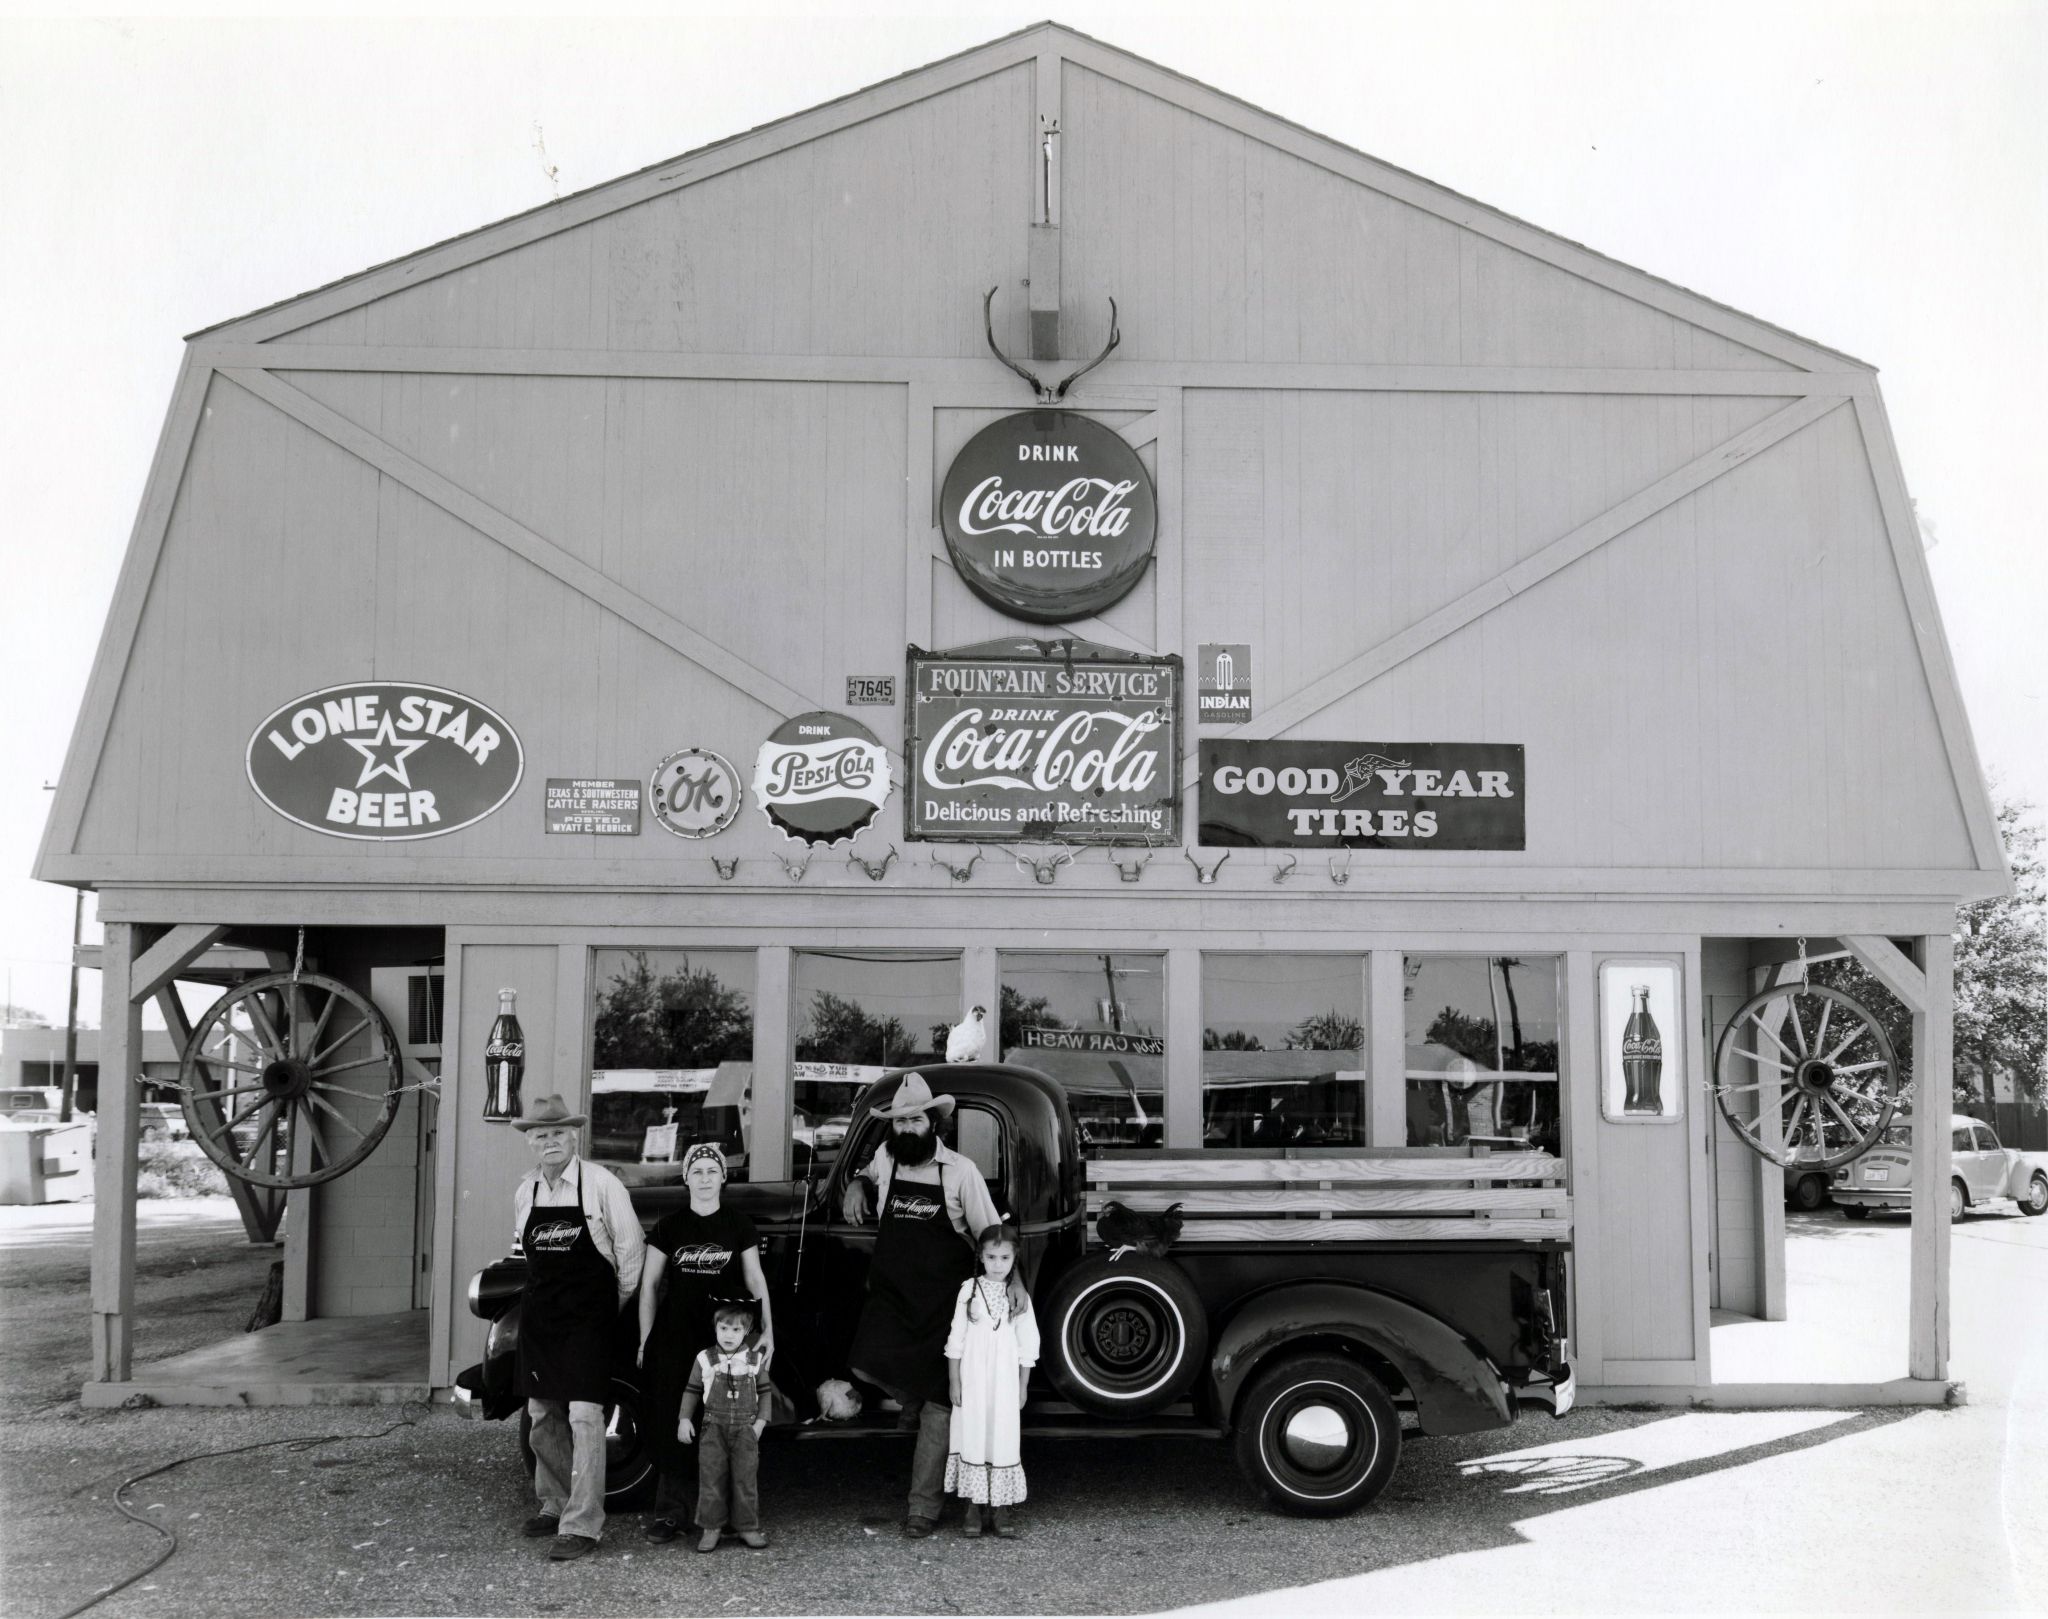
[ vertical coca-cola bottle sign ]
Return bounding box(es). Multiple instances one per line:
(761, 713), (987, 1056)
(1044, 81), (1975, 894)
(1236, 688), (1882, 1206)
(1622, 985), (1663, 1114)
(483, 988), (525, 1122)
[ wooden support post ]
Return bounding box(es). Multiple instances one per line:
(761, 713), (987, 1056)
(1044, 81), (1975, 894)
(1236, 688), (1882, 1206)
(89, 922), (142, 1384)
(1367, 953), (1408, 1148)
(1908, 931), (1955, 1381)
(1165, 949), (1201, 1149)
(129, 924), (231, 1006)
(751, 948), (792, 1182)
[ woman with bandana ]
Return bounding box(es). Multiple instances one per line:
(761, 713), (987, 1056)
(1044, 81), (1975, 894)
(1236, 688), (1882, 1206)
(636, 1142), (775, 1543)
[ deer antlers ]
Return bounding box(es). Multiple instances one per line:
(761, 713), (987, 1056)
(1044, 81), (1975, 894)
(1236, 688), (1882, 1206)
(775, 850), (813, 883)
(1013, 845), (1080, 885)
(846, 845), (900, 882)
(984, 287), (1121, 402)
(1184, 849), (1231, 885)
(930, 847), (985, 884)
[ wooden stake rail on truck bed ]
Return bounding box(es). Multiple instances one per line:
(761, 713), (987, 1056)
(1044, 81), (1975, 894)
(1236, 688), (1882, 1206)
(1085, 1150), (1571, 1244)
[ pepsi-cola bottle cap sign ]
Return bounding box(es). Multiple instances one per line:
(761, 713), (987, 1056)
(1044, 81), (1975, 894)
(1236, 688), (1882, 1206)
(940, 410), (1158, 624)
(752, 711), (891, 846)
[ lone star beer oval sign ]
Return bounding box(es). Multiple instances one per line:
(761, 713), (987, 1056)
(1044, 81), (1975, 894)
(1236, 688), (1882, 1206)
(940, 410), (1158, 624)
(246, 682), (524, 840)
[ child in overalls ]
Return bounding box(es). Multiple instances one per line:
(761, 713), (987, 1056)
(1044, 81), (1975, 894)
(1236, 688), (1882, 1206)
(676, 1301), (770, 1551)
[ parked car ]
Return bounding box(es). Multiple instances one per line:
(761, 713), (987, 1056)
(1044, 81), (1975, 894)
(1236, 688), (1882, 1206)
(139, 1102), (190, 1141)
(1833, 1114), (2048, 1222)
(460, 1062), (1574, 1517)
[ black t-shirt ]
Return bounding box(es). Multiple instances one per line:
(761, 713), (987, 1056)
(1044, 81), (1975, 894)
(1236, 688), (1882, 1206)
(648, 1203), (759, 1348)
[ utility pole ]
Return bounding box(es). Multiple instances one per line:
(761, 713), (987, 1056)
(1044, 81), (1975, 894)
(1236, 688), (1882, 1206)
(58, 890), (84, 1122)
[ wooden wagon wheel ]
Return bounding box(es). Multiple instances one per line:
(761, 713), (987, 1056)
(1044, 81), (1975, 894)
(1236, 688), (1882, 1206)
(177, 971), (404, 1190)
(1712, 981), (1902, 1170)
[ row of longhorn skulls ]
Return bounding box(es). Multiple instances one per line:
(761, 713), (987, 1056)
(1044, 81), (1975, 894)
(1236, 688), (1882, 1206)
(709, 845), (1358, 886)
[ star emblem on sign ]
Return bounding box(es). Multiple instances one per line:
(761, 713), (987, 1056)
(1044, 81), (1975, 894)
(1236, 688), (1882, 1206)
(342, 711), (430, 789)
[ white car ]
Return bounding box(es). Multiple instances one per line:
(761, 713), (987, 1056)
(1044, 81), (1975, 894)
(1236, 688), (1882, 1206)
(1833, 1114), (2048, 1222)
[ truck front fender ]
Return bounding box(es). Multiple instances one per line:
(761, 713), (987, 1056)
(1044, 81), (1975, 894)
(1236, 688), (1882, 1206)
(1212, 1282), (1512, 1437)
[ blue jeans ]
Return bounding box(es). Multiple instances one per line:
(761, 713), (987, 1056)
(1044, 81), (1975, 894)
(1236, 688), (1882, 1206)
(528, 1398), (607, 1540)
(889, 1387), (952, 1522)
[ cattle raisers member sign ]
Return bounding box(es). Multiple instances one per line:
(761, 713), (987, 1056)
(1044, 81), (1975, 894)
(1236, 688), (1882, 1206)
(905, 640), (1181, 844)
(246, 681), (523, 840)
(939, 410), (1158, 623)
(1200, 739), (1525, 850)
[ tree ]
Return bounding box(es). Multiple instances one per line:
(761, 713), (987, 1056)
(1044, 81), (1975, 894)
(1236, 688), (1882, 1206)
(997, 985), (1070, 1055)
(1203, 1027), (1265, 1051)
(1803, 792), (2042, 1108)
(797, 991), (914, 1066)
(1286, 1010), (1362, 1052)
(591, 952), (753, 1069)
(1956, 794), (2046, 1102)
(0, 1004), (50, 1026)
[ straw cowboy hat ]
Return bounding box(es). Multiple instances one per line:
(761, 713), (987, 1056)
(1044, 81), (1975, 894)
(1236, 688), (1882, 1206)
(511, 1094), (589, 1131)
(869, 1072), (956, 1121)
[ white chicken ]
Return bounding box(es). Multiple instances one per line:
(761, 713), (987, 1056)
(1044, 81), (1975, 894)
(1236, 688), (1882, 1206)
(945, 1005), (988, 1064)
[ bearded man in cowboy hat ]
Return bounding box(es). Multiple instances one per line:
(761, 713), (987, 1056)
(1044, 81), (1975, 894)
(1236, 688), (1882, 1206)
(842, 1071), (1000, 1538)
(510, 1094), (645, 1561)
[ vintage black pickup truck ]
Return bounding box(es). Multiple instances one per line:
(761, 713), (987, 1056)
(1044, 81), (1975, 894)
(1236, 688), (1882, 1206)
(459, 1062), (1574, 1516)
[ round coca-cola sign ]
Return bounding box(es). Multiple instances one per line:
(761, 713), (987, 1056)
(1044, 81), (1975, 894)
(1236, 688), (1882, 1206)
(752, 711), (892, 847)
(246, 682), (523, 840)
(939, 410), (1157, 624)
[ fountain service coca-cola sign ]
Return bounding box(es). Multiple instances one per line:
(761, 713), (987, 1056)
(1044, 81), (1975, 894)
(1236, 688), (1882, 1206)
(905, 641), (1181, 844)
(939, 411), (1157, 623)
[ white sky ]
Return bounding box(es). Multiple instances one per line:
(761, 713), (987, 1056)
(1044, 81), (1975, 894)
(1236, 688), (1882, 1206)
(2, 3), (2041, 1026)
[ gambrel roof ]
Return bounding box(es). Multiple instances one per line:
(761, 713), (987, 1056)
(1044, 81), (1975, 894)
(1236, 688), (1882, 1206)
(39, 21), (2003, 906)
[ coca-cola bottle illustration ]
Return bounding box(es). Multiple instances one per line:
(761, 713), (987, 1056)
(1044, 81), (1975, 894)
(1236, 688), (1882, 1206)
(483, 989), (525, 1122)
(1622, 985), (1663, 1115)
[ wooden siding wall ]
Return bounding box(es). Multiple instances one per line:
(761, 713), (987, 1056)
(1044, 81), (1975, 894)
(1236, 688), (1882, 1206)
(47, 28), (1992, 911)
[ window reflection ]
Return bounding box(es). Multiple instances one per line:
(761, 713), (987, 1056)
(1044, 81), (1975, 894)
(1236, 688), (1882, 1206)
(998, 952), (1164, 1149)
(588, 950), (754, 1184)
(1403, 955), (1562, 1152)
(1202, 955), (1364, 1148)
(792, 950), (960, 1174)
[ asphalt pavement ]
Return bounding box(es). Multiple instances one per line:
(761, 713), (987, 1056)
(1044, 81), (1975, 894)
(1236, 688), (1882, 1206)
(0, 1200), (2041, 1618)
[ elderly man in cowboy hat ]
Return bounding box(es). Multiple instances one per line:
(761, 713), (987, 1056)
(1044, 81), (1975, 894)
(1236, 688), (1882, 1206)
(510, 1094), (645, 1561)
(842, 1071), (1000, 1538)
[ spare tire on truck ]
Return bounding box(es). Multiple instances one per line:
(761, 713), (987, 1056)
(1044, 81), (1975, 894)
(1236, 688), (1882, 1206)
(1040, 1252), (1208, 1417)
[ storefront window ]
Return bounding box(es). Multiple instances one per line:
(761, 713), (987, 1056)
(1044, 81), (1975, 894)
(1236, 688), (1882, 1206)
(588, 949), (755, 1184)
(1202, 955), (1364, 1148)
(1403, 955), (1562, 1153)
(998, 952), (1164, 1149)
(791, 950), (960, 1174)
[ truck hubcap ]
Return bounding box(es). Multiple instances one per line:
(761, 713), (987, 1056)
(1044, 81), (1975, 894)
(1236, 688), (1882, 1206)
(1281, 1404), (1352, 1472)
(1091, 1304), (1156, 1365)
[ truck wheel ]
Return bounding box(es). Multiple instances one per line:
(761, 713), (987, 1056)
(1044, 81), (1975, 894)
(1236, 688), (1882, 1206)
(516, 1374), (657, 1509)
(1041, 1252), (1208, 1417)
(2021, 1174), (2048, 1218)
(1841, 1204), (1870, 1221)
(1234, 1353), (1400, 1518)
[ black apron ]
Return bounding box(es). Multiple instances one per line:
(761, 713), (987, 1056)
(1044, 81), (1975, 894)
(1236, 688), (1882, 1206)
(849, 1172), (971, 1406)
(517, 1185), (618, 1406)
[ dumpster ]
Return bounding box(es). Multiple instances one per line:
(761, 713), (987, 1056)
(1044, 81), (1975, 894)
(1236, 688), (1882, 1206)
(0, 1120), (92, 1204)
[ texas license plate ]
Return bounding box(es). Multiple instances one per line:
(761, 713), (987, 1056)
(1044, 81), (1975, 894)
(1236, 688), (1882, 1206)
(1864, 1168), (1889, 1182)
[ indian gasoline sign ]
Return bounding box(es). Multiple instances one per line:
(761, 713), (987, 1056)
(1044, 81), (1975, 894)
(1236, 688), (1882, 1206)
(247, 682), (523, 839)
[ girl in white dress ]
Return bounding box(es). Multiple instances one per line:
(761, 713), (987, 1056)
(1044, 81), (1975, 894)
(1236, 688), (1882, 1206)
(944, 1223), (1039, 1537)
